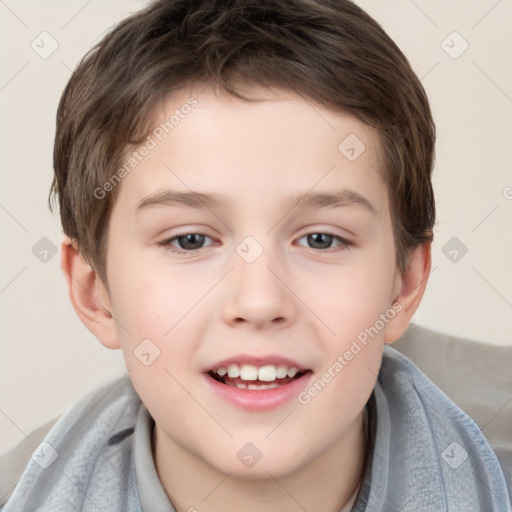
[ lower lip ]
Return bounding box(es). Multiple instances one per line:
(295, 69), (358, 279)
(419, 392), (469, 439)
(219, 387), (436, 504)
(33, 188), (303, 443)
(203, 372), (313, 411)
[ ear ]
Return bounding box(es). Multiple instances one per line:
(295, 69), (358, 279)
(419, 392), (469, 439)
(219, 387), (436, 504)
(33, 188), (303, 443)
(60, 237), (120, 349)
(383, 242), (431, 344)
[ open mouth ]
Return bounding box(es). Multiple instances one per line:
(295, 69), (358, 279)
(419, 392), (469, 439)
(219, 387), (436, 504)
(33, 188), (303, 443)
(207, 363), (312, 390)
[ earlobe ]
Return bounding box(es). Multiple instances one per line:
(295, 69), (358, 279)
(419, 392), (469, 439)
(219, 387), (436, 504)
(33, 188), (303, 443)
(383, 242), (431, 344)
(60, 237), (120, 349)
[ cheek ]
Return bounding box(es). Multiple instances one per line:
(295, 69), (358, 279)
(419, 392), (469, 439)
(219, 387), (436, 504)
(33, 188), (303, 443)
(293, 268), (390, 443)
(106, 260), (204, 393)
(304, 255), (396, 340)
(298, 253), (395, 400)
(108, 254), (206, 339)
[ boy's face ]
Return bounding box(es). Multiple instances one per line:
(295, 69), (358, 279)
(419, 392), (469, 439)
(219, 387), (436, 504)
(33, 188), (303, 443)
(98, 85), (407, 477)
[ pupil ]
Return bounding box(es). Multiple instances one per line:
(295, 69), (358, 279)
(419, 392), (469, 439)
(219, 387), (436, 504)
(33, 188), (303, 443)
(179, 234), (205, 250)
(308, 233), (332, 249)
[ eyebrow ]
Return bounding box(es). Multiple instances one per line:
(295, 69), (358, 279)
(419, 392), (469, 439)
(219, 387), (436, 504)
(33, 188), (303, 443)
(137, 189), (227, 211)
(136, 188), (376, 215)
(288, 189), (376, 214)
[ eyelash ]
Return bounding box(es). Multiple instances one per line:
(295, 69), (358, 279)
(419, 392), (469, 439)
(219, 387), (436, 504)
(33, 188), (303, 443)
(158, 231), (353, 255)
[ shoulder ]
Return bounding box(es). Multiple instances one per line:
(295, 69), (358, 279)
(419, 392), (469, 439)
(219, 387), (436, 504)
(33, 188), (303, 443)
(391, 322), (512, 489)
(0, 416), (59, 507)
(370, 334), (511, 511)
(0, 373), (142, 511)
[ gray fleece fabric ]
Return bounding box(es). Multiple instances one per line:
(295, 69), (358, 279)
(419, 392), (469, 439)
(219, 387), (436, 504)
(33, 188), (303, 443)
(2, 346), (510, 511)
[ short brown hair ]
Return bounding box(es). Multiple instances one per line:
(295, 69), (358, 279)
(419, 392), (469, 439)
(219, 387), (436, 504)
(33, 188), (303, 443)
(50, 0), (435, 284)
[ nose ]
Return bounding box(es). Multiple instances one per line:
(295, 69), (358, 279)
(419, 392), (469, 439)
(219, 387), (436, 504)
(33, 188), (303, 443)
(221, 247), (297, 330)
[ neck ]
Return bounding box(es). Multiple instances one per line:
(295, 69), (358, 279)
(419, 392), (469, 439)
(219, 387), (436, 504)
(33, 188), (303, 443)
(153, 410), (367, 512)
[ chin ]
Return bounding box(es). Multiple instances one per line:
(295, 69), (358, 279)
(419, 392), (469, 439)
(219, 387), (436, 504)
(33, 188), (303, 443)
(202, 443), (310, 480)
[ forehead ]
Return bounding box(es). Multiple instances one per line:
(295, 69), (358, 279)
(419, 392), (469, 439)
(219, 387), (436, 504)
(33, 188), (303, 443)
(112, 84), (388, 219)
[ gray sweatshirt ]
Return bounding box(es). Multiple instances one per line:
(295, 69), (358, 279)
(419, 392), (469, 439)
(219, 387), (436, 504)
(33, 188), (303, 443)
(2, 346), (510, 511)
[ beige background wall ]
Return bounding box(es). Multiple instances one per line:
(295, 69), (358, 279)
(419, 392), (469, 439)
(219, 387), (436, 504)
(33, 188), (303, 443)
(1, 0), (511, 455)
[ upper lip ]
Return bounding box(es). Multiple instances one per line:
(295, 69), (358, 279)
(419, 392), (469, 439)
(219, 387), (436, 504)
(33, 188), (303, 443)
(203, 354), (309, 373)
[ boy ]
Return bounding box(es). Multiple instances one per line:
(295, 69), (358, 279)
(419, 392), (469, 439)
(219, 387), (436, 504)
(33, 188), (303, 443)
(2, 0), (510, 510)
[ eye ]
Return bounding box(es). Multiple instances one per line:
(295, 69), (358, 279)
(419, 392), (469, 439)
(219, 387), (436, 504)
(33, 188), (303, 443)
(295, 232), (351, 250)
(159, 231), (351, 254)
(160, 233), (215, 253)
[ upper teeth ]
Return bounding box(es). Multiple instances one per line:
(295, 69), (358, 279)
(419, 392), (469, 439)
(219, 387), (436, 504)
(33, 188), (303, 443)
(216, 364), (299, 381)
